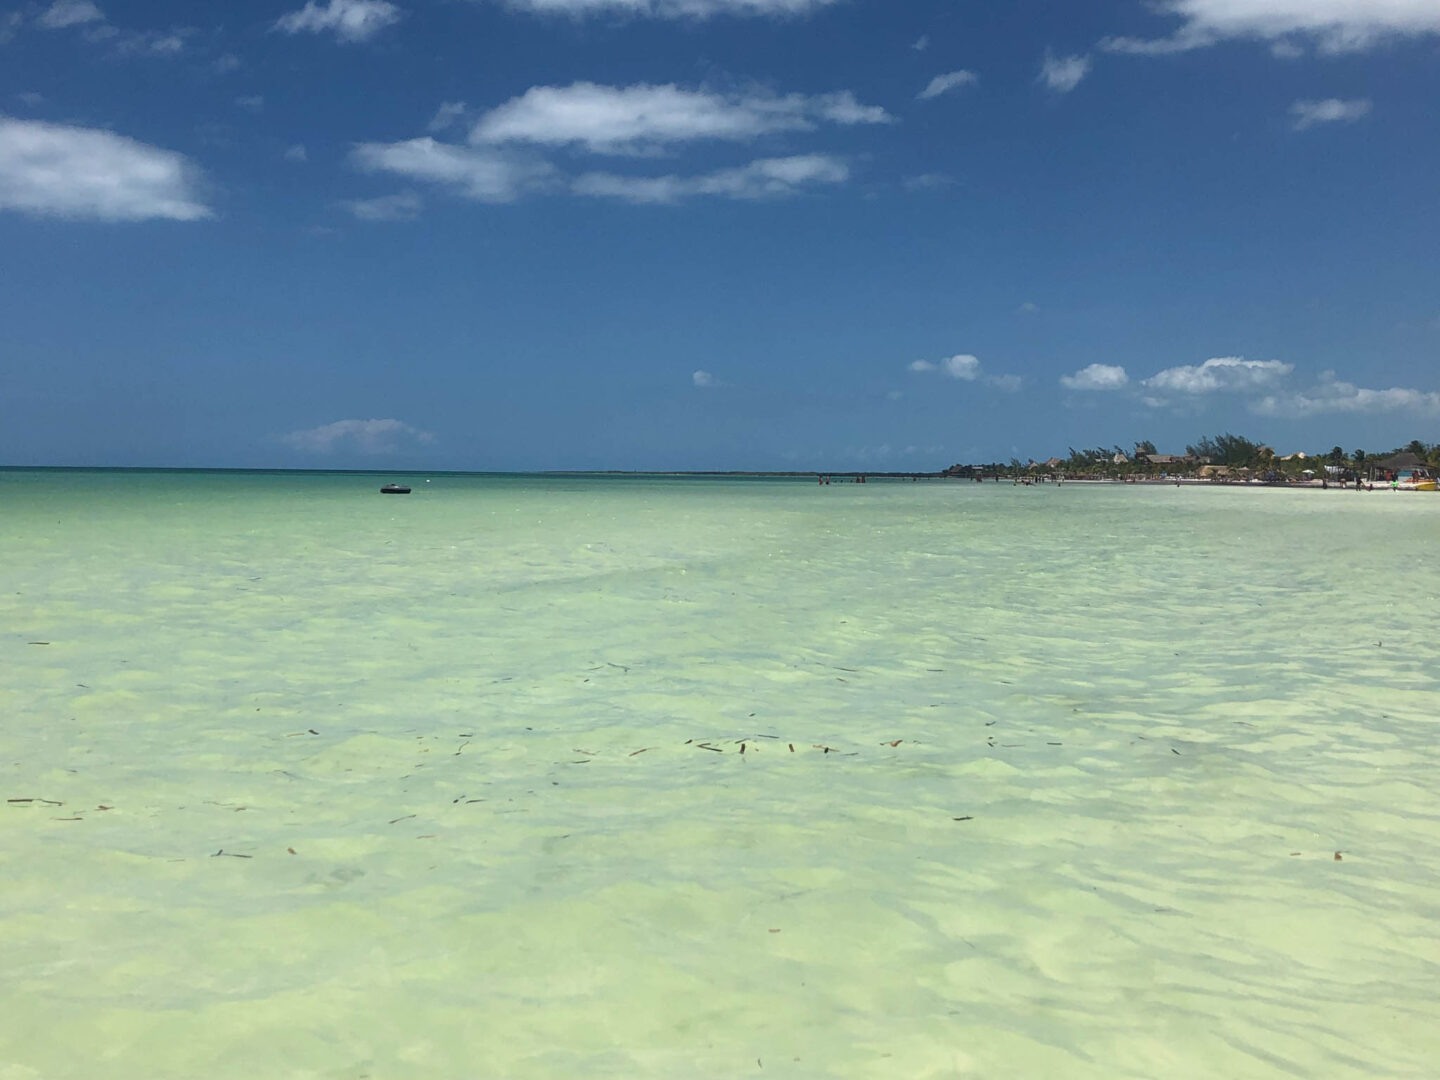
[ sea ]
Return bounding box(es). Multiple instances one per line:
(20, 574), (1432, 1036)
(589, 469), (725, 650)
(2, 469), (1437, 1079)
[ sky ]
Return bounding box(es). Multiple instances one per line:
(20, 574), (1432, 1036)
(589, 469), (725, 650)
(1, 0), (1438, 471)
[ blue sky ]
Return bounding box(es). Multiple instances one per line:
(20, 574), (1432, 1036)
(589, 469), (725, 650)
(1, 0), (1437, 470)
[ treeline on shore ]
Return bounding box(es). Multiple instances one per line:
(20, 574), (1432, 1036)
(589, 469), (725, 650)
(945, 435), (1440, 479)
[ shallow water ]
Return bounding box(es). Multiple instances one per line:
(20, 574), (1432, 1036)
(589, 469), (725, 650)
(2, 470), (1438, 1079)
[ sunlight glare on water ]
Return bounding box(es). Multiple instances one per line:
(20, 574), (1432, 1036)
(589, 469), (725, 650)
(2, 470), (1438, 1079)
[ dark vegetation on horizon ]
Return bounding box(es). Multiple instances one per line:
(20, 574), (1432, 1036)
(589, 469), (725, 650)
(949, 436), (1440, 479)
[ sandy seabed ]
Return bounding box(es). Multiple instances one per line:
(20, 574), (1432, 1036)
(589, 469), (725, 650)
(2, 470), (1437, 1079)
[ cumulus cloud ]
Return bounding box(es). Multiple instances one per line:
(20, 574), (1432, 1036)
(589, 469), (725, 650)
(1101, 0), (1440, 55)
(910, 354), (997, 382)
(1061, 363), (1129, 391)
(0, 117), (210, 221)
(1040, 52), (1090, 93)
(917, 70), (978, 101)
(37, 0), (104, 29)
(342, 190), (422, 220)
(281, 418), (434, 454)
(572, 154), (846, 203)
(1252, 374), (1440, 417)
(493, 0), (839, 17)
(1290, 98), (1372, 130)
(275, 0), (402, 43)
(692, 369), (717, 387)
(469, 83), (889, 155)
(351, 137), (558, 201)
(1143, 356), (1293, 394)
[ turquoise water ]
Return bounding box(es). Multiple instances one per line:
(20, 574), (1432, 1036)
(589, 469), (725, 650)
(2, 470), (1437, 1079)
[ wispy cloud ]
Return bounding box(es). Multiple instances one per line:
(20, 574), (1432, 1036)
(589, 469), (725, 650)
(428, 101), (468, 133)
(1290, 98), (1372, 130)
(469, 82), (890, 155)
(692, 369), (718, 388)
(284, 143), (309, 162)
(281, 418), (434, 454)
(1143, 356), (1293, 395)
(1252, 374), (1440, 417)
(912, 34), (929, 52)
(235, 95), (265, 112)
(917, 70), (978, 101)
(28, 0), (193, 55)
(573, 154), (846, 203)
(492, 0), (840, 19)
(342, 191), (422, 220)
(0, 117), (210, 222)
(351, 138), (558, 202)
(902, 172), (953, 192)
(36, 0), (104, 30)
(1100, 0), (1440, 55)
(274, 0), (402, 44)
(1061, 363), (1129, 391)
(1040, 52), (1090, 93)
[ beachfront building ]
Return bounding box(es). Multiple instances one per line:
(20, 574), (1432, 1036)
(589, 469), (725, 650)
(1369, 452), (1434, 485)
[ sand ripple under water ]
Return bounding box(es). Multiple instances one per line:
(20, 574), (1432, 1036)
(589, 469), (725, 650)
(1, 471), (1437, 1078)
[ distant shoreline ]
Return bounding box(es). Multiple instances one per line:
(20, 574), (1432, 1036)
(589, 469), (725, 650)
(0, 465), (1432, 491)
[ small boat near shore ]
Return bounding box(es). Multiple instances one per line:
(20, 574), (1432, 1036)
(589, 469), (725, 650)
(380, 483), (411, 495)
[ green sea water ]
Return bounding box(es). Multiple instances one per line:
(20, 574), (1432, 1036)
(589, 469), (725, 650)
(2, 469), (1438, 1079)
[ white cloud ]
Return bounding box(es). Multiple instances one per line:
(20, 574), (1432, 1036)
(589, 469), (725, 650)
(236, 95), (265, 112)
(213, 53), (242, 73)
(342, 190), (422, 220)
(1290, 98), (1372, 130)
(351, 137), (558, 201)
(37, 0), (104, 29)
(428, 101), (468, 133)
(1018, 301), (1040, 313)
(128, 31), (187, 54)
(284, 143), (308, 162)
(1252, 374), (1440, 417)
(987, 373), (1024, 393)
(1040, 52), (1090, 93)
(0, 117), (210, 222)
(912, 34), (929, 51)
(493, 0), (839, 18)
(1143, 356), (1293, 394)
(910, 354), (983, 380)
(29, 1), (191, 55)
(917, 70), (978, 101)
(470, 82), (889, 155)
(943, 355), (982, 380)
(692, 369), (716, 387)
(281, 418), (434, 454)
(1101, 0), (1440, 55)
(573, 154), (846, 203)
(1061, 363), (1129, 390)
(274, 0), (402, 43)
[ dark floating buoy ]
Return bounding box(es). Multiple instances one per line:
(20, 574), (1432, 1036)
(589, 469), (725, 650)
(380, 483), (411, 494)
